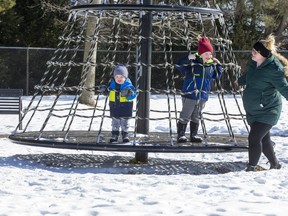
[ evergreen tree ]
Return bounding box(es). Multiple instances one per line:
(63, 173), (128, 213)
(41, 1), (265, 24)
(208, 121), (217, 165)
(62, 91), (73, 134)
(0, 0), (16, 13)
(0, 0), (69, 47)
(216, 0), (288, 49)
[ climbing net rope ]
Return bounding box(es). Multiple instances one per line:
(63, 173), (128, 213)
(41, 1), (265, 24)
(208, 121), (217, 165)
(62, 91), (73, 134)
(9, 1), (248, 153)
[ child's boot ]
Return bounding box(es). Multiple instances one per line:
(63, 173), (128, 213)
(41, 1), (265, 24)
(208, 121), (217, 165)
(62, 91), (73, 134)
(122, 131), (130, 143)
(177, 122), (187, 143)
(190, 122), (202, 143)
(110, 131), (119, 143)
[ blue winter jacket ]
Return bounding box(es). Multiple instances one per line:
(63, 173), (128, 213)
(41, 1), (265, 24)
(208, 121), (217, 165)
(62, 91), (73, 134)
(176, 54), (223, 101)
(109, 78), (136, 118)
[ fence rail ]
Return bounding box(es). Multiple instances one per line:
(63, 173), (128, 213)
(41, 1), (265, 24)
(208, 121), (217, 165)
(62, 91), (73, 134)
(1, 46), (287, 95)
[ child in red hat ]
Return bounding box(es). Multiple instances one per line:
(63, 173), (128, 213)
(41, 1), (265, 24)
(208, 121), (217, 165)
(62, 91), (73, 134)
(176, 36), (223, 143)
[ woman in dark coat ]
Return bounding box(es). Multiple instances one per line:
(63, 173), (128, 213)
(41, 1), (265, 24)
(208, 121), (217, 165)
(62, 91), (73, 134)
(236, 34), (288, 171)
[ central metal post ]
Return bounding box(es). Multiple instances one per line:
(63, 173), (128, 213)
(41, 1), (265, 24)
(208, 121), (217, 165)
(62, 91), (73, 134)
(135, 0), (152, 163)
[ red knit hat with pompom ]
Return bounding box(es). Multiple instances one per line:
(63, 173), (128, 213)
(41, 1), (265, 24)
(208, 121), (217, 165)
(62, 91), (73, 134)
(197, 37), (213, 55)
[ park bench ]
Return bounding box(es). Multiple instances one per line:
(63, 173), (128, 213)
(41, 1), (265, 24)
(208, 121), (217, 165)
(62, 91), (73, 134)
(0, 89), (23, 130)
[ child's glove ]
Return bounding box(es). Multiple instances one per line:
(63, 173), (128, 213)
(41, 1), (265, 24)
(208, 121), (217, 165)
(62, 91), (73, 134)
(188, 52), (196, 60)
(98, 84), (108, 95)
(121, 88), (134, 97)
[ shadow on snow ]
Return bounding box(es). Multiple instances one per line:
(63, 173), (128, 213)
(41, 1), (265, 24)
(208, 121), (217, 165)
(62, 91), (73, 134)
(0, 153), (247, 175)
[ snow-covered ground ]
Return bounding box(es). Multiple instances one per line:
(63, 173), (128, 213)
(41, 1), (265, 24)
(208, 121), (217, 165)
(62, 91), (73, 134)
(0, 95), (288, 215)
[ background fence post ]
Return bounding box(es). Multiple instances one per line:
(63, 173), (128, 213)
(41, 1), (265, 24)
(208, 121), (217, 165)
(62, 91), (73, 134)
(26, 47), (29, 96)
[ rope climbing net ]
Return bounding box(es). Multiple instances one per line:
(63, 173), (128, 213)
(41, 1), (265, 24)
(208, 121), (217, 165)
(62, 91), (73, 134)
(9, 1), (249, 154)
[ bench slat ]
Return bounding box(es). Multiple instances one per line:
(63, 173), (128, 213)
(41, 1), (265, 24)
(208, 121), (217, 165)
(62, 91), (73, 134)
(0, 89), (23, 130)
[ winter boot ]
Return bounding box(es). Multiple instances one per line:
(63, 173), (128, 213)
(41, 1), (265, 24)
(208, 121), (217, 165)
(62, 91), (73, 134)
(110, 131), (119, 143)
(245, 164), (266, 172)
(245, 164), (257, 172)
(268, 151), (282, 169)
(269, 158), (281, 170)
(190, 122), (202, 143)
(122, 131), (130, 143)
(177, 122), (187, 143)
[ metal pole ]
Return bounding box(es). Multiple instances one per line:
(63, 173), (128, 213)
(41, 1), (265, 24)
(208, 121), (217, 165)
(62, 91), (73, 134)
(135, 0), (153, 163)
(26, 48), (29, 96)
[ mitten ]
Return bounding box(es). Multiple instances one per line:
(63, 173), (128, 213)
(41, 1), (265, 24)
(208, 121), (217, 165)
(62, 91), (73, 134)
(98, 84), (108, 95)
(188, 52), (196, 60)
(121, 88), (133, 97)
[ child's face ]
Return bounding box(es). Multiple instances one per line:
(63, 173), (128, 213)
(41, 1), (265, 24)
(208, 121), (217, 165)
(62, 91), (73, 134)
(201, 51), (213, 63)
(114, 75), (126, 84)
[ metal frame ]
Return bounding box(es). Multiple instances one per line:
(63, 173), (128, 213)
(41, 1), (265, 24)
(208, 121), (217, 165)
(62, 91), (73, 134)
(9, 131), (248, 153)
(71, 4), (223, 15)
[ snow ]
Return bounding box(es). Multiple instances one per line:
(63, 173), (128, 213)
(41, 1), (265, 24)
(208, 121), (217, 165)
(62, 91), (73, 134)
(1, 95), (288, 215)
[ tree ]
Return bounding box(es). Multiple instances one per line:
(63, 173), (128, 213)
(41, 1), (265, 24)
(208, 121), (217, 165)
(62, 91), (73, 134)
(215, 0), (288, 49)
(0, 0), (16, 13)
(262, 0), (288, 48)
(79, 0), (101, 106)
(0, 0), (69, 47)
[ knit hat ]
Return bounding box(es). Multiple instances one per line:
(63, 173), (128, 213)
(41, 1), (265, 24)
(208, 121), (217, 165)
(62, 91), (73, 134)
(197, 37), (214, 55)
(253, 41), (271, 58)
(113, 64), (128, 79)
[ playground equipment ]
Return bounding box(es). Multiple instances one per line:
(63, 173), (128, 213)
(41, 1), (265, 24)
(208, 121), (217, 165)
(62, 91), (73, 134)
(9, 1), (248, 162)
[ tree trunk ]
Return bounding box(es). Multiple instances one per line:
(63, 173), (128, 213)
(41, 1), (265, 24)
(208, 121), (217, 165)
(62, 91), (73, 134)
(79, 0), (101, 106)
(275, 0), (288, 42)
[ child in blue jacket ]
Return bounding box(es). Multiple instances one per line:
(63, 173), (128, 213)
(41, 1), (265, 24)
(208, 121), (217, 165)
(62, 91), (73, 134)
(176, 36), (223, 143)
(108, 65), (136, 143)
